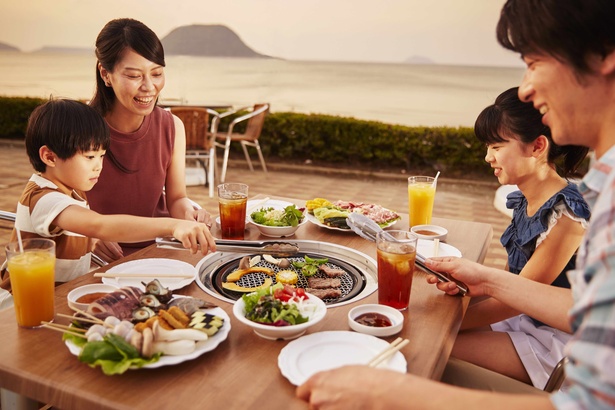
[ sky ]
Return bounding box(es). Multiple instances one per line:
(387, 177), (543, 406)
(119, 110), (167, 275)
(0, 0), (521, 67)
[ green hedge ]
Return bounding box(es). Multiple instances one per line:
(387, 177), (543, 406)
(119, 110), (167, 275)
(0, 96), (491, 177)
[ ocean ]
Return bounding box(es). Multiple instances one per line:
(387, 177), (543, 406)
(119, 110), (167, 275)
(0, 51), (525, 127)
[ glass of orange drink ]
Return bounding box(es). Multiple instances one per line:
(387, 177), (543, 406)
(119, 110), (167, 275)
(407, 176), (437, 228)
(376, 230), (418, 310)
(5, 238), (55, 327)
(217, 183), (249, 240)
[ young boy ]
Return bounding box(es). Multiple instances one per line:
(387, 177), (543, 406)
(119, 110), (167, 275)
(9, 98), (216, 283)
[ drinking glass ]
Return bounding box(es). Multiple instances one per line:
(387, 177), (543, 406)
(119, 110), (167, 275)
(407, 176), (437, 227)
(376, 230), (417, 310)
(217, 183), (249, 240)
(5, 238), (56, 327)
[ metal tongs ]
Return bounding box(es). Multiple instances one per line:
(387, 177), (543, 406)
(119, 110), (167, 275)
(156, 237), (300, 257)
(346, 213), (468, 296)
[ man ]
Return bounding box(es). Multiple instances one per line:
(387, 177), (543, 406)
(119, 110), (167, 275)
(296, 1), (615, 408)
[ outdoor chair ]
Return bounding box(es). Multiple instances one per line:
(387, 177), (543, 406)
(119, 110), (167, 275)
(170, 106), (221, 198)
(216, 103), (270, 183)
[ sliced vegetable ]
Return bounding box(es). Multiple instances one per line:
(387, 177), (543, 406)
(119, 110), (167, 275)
(226, 267), (275, 282)
(276, 269), (299, 285)
(292, 255), (329, 277)
(222, 278), (273, 293)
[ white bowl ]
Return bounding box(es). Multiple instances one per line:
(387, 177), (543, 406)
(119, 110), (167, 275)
(249, 215), (307, 238)
(67, 283), (119, 311)
(348, 304), (404, 337)
(410, 224), (448, 241)
(233, 292), (327, 340)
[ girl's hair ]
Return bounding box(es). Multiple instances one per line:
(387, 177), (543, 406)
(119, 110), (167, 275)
(475, 87), (588, 178)
(89, 18), (165, 116)
(26, 99), (110, 173)
(497, 0), (615, 74)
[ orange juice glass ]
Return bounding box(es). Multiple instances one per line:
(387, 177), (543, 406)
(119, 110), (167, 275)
(217, 183), (248, 240)
(408, 176), (436, 227)
(5, 238), (56, 327)
(376, 230), (417, 310)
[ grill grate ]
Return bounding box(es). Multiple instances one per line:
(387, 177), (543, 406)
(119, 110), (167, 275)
(212, 253), (366, 305)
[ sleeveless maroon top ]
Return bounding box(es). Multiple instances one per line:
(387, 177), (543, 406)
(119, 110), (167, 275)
(88, 107), (175, 254)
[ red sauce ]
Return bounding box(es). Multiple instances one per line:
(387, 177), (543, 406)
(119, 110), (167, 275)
(354, 312), (392, 327)
(76, 292), (108, 304)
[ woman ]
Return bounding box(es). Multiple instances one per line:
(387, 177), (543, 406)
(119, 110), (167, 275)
(88, 18), (213, 262)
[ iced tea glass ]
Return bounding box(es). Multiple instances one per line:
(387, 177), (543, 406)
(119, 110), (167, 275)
(407, 176), (437, 228)
(5, 238), (56, 327)
(376, 230), (417, 310)
(217, 183), (249, 240)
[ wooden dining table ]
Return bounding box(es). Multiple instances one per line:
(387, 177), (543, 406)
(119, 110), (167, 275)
(0, 195), (492, 410)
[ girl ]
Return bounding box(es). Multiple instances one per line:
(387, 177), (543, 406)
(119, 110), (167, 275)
(88, 18), (213, 262)
(449, 87), (590, 389)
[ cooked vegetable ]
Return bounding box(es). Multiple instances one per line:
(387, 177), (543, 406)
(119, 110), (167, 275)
(222, 278), (273, 293)
(226, 267), (275, 282)
(292, 255), (329, 277)
(276, 269), (299, 285)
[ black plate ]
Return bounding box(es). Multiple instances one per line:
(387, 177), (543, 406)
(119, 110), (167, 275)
(211, 252), (366, 305)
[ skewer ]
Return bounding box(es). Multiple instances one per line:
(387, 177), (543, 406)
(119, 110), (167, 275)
(367, 337), (410, 368)
(56, 313), (108, 326)
(41, 321), (86, 333)
(40, 322), (87, 339)
(93, 272), (194, 279)
(65, 306), (107, 325)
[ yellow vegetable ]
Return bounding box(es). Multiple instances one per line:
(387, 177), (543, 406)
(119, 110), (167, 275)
(226, 267), (275, 282)
(222, 278), (273, 292)
(306, 198), (332, 213)
(276, 269), (298, 285)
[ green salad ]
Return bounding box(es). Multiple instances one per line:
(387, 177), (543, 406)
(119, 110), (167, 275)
(250, 205), (304, 227)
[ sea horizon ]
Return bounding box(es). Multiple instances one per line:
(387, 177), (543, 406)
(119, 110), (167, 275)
(0, 50), (525, 127)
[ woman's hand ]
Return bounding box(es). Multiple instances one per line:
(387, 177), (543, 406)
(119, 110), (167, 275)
(425, 257), (492, 297)
(91, 239), (124, 263)
(172, 221), (216, 254)
(185, 208), (213, 228)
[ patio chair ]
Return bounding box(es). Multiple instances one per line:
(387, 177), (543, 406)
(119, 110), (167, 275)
(170, 106), (221, 198)
(216, 103), (270, 183)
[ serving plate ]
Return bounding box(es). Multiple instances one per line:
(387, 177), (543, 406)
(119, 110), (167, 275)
(65, 306), (231, 369)
(416, 239), (462, 258)
(102, 258), (197, 290)
(306, 212), (399, 232)
(278, 331), (407, 385)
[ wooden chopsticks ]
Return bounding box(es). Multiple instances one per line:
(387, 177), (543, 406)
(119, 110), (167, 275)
(368, 337), (410, 368)
(93, 272), (194, 279)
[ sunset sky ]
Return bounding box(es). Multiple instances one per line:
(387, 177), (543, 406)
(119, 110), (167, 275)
(0, 0), (519, 67)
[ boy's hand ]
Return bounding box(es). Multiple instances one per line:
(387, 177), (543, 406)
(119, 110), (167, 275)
(91, 239), (124, 263)
(172, 221), (216, 254)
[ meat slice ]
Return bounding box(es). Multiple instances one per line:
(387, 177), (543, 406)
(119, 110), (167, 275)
(319, 265), (345, 278)
(308, 277), (341, 289)
(306, 288), (342, 299)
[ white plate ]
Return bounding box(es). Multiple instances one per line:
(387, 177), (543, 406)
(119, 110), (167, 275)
(278, 330), (407, 386)
(417, 239), (462, 258)
(102, 258), (197, 290)
(306, 211), (399, 232)
(65, 306), (231, 369)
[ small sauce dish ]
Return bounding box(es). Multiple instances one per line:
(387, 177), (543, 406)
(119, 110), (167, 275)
(348, 304), (404, 337)
(411, 224), (448, 241)
(67, 284), (119, 311)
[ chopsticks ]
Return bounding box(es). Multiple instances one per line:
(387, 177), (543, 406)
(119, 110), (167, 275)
(367, 337), (410, 368)
(93, 272), (194, 279)
(433, 238), (440, 257)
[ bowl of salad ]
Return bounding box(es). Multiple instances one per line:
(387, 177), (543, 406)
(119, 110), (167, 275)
(249, 203), (307, 237)
(232, 283), (327, 340)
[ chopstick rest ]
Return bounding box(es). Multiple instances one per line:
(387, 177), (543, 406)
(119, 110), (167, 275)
(367, 337), (410, 368)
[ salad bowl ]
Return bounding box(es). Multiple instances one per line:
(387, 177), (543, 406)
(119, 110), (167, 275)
(232, 286), (327, 340)
(249, 203), (307, 238)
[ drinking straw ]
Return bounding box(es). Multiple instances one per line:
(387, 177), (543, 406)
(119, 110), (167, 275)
(16, 227), (23, 253)
(433, 171), (441, 188)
